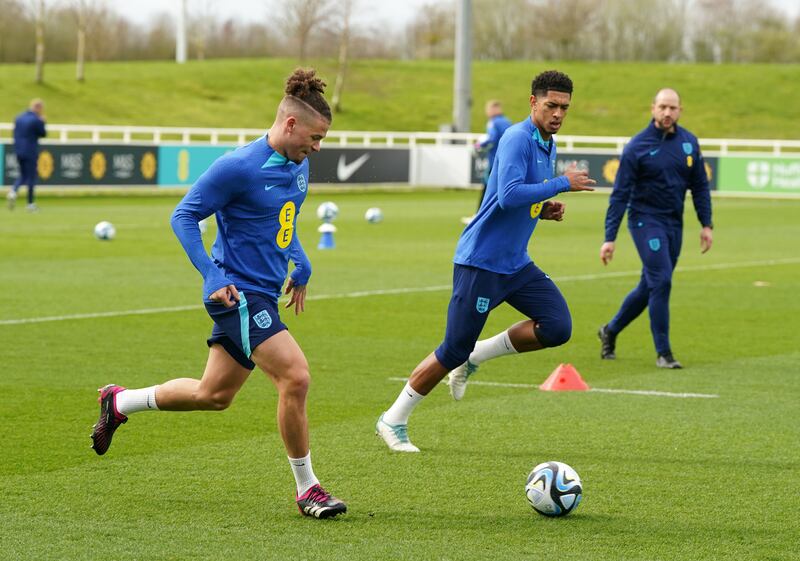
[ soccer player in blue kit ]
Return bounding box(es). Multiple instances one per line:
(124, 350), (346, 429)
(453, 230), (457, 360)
(377, 70), (596, 452)
(90, 69), (347, 518)
(598, 88), (713, 369)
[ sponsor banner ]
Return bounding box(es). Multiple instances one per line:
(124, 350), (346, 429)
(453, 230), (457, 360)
(471, 153), (490, 184)
(0, 144), (3, 182)
(158, 145), (232, 186)
(717, 156), (800, 193)
(472, 151), (718, 190)
(308, 148), (410, 183)
(2, 144), (158, 185)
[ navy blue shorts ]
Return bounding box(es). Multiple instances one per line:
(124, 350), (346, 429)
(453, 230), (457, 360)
(434, 262), (571, 370)
(205, 290), (287, 370)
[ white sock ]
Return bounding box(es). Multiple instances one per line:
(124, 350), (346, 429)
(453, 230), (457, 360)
(289, 452), (320, 496)
(116, 386), (160, 416)
(469, 330), (517, 365)
(383, 382), (424, 425)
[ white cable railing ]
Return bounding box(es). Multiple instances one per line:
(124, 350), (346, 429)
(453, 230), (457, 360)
(1, 123), (799, 155)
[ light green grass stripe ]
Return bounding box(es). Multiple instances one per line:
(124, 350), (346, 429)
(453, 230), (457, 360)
(0, 256), (798, 326)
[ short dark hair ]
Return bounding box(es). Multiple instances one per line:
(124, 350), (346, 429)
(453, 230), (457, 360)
(531, 70), (573, 98)
(284, 68), (332, 122)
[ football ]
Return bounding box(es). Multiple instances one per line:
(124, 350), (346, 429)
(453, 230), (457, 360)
(316, 201), (339, 222)
(93, 221), (116, 241)
(365, 207), (383, 223)
(525, 461), (583, 517)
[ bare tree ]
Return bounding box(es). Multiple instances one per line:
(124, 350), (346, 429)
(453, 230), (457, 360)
(75, 0), (87, 79)
(2, 0), (799, 64)
(526, 0), (599, 60)
(32, 0), (46, 82)
(68, 0), (105, 81)
(189, 0), (216, 60)
(146, 13), (177, 60)
(473, 0), (530, 60)
(0, 0), (32, 62)
(407, 2), (454, 59)
(331, 0), (357, 113)
(274, 0), (331, 62)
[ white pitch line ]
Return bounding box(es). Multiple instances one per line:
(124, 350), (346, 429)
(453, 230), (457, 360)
(388, 376), (539, 389)
(0, 304), (203, 326)
(0, 287), (454, 326)
(555, 256), (800, 283)
(308, 285), (451, 300)
(1, 256), (797, 326)
(387, 377), (719, 399)
(589, 387), (718, 399)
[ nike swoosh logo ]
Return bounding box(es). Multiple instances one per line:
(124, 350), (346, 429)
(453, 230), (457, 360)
(337, 153), (370, 181)
(649, 149), (659, 156)
(264, 184), (277, 191)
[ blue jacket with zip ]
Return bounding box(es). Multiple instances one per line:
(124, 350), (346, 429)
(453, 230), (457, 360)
(604, 120), (712, 242)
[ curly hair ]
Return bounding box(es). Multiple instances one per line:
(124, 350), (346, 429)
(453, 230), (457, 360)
(284, 68), (332, 122)
(531, 70), (573, 98)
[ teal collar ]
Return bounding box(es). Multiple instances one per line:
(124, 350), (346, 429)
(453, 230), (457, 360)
(261, 136), (291, 168)
(262, 151), (288, 168)
(530, 123), (552, 151)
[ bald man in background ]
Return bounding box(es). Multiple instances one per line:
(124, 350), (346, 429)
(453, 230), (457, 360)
(598, 88), (713, 369)
(9, 98), (46, 212)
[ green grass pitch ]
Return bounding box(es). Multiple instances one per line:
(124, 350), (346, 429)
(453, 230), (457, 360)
(0, 190), (797, 560)
(2, 58), (799, 139)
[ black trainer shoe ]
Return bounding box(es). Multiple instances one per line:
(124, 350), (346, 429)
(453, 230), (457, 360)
(656, 353), (683, 369)
(598, 325), (617, 359)
(91, 384), (128, 455)
(296, 484), (347, 519)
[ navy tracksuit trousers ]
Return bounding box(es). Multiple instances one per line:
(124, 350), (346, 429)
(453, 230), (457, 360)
(607, 216), (682, 356)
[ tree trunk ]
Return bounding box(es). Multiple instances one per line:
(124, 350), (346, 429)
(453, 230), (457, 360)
(34, 0), (45, 84)
(76, 26), (85, 81)
(331, 33), (348, 113)
(299, 32), (307, 62)
(331, 0), (351, 113)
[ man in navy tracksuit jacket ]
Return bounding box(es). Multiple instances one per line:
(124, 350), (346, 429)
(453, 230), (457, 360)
(598, 88), (713, 369)
(9, 99), (47, 211)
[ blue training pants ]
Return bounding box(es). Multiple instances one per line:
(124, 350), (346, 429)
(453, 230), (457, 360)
(607, 217), (683, 355)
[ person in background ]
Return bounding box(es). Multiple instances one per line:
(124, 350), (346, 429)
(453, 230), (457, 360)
(462, 100), (513, 224)
(598, 88), (713, 369)
(9, 98), (47, 212)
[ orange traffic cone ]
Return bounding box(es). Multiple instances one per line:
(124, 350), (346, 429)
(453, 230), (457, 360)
(539, 363), (590, 391)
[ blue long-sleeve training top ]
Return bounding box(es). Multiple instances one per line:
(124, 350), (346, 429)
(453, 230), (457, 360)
(171, 135), (311, 301)
(478, 114), (513, 167)
(604, 120), (713, 242)
(454, 117), (570, 274)
(13, 111), (46, 158)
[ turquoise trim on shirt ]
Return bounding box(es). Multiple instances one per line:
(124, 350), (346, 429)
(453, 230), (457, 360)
(262, 150), (288, 169)
(531, 126), (552, 151)
(237, 291), (251, 358)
